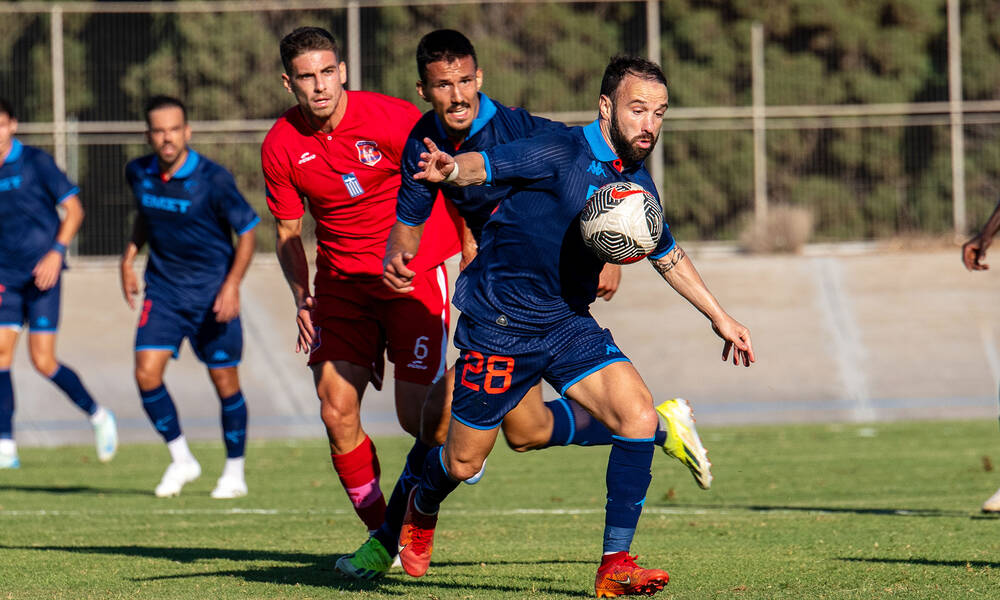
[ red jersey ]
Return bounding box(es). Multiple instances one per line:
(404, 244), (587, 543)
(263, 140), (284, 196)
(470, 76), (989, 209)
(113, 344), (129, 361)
(261, 91), (461, 288)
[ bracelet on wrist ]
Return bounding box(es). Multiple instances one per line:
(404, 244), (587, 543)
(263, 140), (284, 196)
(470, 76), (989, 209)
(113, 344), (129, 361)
(52, 242), (67, 255)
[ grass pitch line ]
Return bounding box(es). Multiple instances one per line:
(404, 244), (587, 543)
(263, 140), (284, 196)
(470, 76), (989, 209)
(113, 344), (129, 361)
(0, 505), (936, 518)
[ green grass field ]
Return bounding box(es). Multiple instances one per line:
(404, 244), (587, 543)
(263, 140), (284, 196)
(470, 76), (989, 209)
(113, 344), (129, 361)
(3, 420), (1000, 599)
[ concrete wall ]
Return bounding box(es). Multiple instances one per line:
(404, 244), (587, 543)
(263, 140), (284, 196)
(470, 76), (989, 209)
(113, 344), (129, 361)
(9, 247), (1000, 447)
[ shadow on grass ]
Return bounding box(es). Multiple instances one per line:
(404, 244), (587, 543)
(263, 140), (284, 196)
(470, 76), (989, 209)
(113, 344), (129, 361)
(0, 483), (150, 496)
(0, 544), (584, 594)
(838, 557), (1000, 569)
(680, 504), (971, 518)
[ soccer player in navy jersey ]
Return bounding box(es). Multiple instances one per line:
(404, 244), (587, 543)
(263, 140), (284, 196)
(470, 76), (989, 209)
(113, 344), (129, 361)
(337, 30), (710, 581)
(0, 97), (118, 469)
(120, 96), (259, 498)
(391, 57), (756, 596)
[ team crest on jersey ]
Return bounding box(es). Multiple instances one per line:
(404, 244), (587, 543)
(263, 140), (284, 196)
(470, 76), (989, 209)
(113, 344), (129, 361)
(355, 141), (382, 166)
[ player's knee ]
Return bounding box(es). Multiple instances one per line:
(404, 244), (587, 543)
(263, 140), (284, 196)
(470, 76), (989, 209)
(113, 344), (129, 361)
(134, 364), (163, 390)
(444, 455), (485, 482)
(29, 353), (58, 377)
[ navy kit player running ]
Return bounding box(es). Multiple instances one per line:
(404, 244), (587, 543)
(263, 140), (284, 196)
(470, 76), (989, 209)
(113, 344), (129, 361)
(0, 97), (118, 469)
(337, 30), (711, 581)
(120, 96), (259, 498)
(394, 57), (755, 596)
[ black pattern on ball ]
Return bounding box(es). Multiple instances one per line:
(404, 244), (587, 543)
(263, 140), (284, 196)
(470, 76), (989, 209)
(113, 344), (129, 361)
(580, 182), (662, 264)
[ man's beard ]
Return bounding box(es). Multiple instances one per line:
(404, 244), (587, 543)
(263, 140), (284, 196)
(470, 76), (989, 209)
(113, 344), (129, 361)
(608, 106), (658, 165)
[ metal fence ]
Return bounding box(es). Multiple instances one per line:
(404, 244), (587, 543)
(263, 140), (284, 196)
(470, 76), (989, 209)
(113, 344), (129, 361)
(3, 0), (999, 255)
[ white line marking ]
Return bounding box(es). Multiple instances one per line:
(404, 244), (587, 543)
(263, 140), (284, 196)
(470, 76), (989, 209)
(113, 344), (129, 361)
(980, 322), (1000, 389)
(812, 257), (874, 422)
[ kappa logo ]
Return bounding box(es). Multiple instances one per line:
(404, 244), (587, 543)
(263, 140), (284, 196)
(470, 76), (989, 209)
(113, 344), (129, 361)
(211, 350), (229, 361)
(605, 343), (620, 355)
(587, 161), (606, 177)
(355, 140), (382, 166)
(298, 151), (317, 165)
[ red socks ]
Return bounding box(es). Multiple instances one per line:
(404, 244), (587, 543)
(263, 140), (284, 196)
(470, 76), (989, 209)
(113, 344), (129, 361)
(330, 436), (386, 530)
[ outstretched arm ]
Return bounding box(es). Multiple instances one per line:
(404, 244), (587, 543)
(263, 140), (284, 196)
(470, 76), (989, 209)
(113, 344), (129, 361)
(413, 138), (488, 187)
(651, 245), (755, 367)
(963, 199), (1000, 271)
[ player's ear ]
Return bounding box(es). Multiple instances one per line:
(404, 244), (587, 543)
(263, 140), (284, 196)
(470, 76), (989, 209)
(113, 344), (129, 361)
(599, 94), (613, 121)
(475, 68), (483, 91)
(338, 62), (347, 85)
(416, 79), (427, 101)
(281, 72), (293, 95)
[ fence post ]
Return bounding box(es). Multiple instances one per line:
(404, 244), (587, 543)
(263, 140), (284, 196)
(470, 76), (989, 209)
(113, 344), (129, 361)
(347, 0), (361, 91)
(948, 0), (967, 235)
(646, 0), (663, 197)
(751, 22), (767, 229)
(50, 3), (67, 170)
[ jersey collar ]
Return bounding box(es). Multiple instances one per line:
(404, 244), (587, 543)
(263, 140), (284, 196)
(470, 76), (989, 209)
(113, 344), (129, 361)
(2, 139), (23, 165)
(145, 148), (200, 180)
(583, 120), (618, 163)
(433, 92), (498, 143)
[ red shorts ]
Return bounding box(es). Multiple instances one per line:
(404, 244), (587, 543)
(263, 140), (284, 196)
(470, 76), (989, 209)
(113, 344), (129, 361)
(308, 265), (449, 387)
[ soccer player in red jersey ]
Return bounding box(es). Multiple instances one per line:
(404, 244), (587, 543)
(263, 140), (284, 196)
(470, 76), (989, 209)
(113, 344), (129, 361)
(261, 27), (462, 534)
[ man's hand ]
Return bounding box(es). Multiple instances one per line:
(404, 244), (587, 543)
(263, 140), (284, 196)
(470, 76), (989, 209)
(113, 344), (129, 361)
(413, 138), (456, 184)
(213, 281), (240, 323)
(712, 315), (756, 367)
(32, 251), (63, 291)
(383, 251), (417, 293)
(120, 259), (140, 310)
(296, 296), (318, 353)
(963, 234), (991, 271)
(596, 263), (621, 301)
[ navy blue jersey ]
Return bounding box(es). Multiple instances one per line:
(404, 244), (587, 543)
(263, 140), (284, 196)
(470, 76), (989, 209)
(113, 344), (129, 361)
(397, 93), (565, 242)
(454, 120), (675, 334)
(0, 140), (79, 284)
(125, 149), (260, 307)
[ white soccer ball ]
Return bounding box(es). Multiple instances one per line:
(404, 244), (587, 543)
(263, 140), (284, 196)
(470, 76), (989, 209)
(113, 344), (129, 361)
(579, 182), (663, 264)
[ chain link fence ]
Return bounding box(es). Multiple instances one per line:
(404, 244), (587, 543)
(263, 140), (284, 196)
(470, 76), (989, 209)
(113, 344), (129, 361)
(3, 0), (999, 254)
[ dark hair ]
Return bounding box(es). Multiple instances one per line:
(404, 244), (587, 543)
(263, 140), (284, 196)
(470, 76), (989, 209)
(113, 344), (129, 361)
(416, 29), (477, 83)
(600, 55), (667, 99)
(0, 98), (14, 119)
(144, 95), (187, 126)
(281, 26), (339, 74)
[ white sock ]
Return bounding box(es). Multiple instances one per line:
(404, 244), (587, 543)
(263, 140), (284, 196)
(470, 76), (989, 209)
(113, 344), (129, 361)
(89, 406), (108, 426)
(167, 435), (197, 464)
(220, 457), (245, 481)
(0, 438), (16, 455)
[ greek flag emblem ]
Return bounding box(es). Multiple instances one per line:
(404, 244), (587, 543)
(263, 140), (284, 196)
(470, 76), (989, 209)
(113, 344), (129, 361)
(342, 172), (364, 198)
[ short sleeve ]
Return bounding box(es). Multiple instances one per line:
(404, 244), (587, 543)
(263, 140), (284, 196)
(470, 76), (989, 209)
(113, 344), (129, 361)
(261, 136), (305, 220)
(34, 150), (78, 205)
(211, 167), (260, 235)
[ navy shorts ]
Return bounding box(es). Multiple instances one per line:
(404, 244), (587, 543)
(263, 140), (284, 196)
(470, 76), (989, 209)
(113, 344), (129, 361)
(0, 275), (62, 333)
(135, 295), (243, 368)
(450, 313), (629, 430)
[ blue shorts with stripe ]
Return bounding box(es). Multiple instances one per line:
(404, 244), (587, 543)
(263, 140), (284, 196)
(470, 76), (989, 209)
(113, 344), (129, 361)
(0, 274), (62, 333)
(450, 312), (629, 430)
(135, 294), (243, 368)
